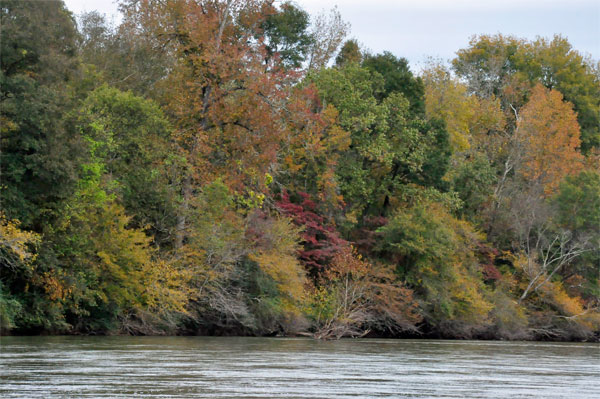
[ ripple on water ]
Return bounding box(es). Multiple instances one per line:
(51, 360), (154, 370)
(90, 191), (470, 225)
(1, 337), (599, 398)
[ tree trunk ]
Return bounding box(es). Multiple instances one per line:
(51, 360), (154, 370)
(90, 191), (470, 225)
(174, 174), (191, 250)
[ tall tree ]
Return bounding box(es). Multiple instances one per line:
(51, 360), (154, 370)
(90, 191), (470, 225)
(422, 62), (505, 152)
(120, 0), (297, 248)
(514, 36), (600, 152)
(77, 86), (179, 246)
(363, 51), (425, 116)
(335, 39), (362, 66)
(1, 0), (81, 228)
(309, 63), (450, 220)
(77, 10), (173, 97)
(261, 1), (313, 69)
(516, 84), (584, 195)
(306, 6), (349, 70)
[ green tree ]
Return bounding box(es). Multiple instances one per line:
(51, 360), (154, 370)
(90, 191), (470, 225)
(1, 0), (82, 228)
(363, 51), (425, 116)
(448, 153), (496, 223)
(309, 63), (449, 221)
(78, 86), (179, 246)
(378, 203), (493, 337)
(552, 170), (600, 299)
(261, 1), (313, 69)
(335, 39), (362, 66)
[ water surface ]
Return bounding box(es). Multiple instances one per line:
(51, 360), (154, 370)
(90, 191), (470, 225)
(1, 336), (598, 398)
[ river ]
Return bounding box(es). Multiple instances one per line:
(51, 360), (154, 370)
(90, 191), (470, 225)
(1, 336), (598, 398)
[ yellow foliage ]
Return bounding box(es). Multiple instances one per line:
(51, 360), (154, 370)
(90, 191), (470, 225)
(423, 63), (505, 152)
(38, 272), (72, 302)
(280, 93), (349, 207)
(248, 217), (307, 304)
(541, 281), (584, 316)
(539, 280), (600, 331)
(75, 202), (191, 315)
(250, 251), (306, 303)
(450, 262), (493, 322)
(403, 203), (493, 326)
(142, 259), (193, 315)
(0, 212), (40, 270)
(512, 251), (539, 284)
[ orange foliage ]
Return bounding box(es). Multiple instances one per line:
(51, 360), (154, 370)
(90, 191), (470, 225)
(517, 84), (584, 194)
(126, 0), (298, 193)
(311, 246), (421, 338)
(38, 272), (72, 302)
(281, 85), (350, 207)
(539, 280), (600, 332)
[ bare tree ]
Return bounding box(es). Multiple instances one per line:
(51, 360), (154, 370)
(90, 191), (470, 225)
(306, 6), (349, 71)
(312, 248), (420, 340)
(507, 184), (594, 303)
(518, 229), (592, 303)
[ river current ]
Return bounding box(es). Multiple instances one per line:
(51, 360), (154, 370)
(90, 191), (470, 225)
(1, 336), (598, 398)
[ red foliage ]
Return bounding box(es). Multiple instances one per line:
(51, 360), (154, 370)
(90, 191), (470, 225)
(482, 264), (502, 281)
(244, 209), (270, 247)
(476, 241), (502, 281)
(276, 191), (347, 278)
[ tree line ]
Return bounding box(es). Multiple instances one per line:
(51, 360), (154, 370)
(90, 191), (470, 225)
(1, 0), (598, 340)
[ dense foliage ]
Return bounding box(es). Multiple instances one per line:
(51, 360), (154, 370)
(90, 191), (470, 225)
(1, 1), (598, 341)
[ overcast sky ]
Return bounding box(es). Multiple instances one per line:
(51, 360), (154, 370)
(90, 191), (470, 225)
(64, 0), (599, 71)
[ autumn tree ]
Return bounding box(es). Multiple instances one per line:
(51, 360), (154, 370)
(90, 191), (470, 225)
(0, 214), (40, 332)
(306, 6), (349, 70)
(454, 34), (599, 152)
(514, 36), (600, 152)
(515, 84), (584, 195)
(276, 191), (347, 279)
(308, 246), (420, 339)
(120, 0), (308, 249)
(276, 84), (350, 209)
(422, 62), (505, 152)
(180, 181), (309, 334)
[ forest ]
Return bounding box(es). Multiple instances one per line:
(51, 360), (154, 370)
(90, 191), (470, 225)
(1, 0), (598, 341)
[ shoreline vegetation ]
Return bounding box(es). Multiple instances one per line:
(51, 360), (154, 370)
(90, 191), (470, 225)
(1, 0), (598, 342)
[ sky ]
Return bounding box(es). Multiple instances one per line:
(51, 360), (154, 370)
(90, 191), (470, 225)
(64, 0), (599, 71)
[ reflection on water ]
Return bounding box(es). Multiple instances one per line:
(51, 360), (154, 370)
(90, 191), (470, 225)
(1, 336), (598, 398)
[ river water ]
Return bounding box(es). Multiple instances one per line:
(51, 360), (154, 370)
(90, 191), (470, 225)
(1, 336), (598, 398)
